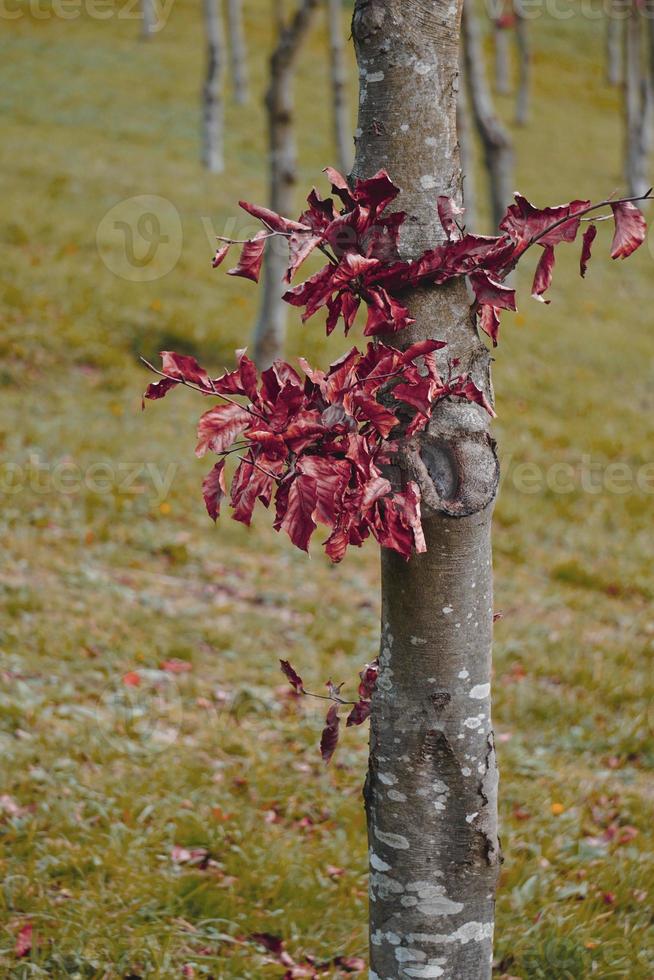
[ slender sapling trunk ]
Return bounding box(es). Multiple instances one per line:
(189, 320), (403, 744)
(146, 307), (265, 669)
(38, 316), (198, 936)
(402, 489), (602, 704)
(351, 2), (501, 976)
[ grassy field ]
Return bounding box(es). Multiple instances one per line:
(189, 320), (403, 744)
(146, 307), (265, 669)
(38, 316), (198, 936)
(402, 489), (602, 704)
(1, 1), (654, 976)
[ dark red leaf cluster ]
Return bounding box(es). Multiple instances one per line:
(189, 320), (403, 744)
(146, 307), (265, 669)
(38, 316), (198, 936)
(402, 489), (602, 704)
(214, 170), (648, 347)
(279, 657), (378, 763)
(145, 345), (491, 562)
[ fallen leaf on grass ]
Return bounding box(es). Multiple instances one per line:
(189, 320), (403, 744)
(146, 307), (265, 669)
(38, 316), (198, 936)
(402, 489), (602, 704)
(14, 923), (32, 958)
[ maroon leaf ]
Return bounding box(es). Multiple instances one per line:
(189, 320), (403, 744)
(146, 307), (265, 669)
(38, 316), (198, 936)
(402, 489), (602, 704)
(478, 305), (501, 346)
(212, 244), (230, 268)
(333, 955), (367, 973)
(437, 195), (465, 241)
(144, 376), (179, 401)
(610, 200), (647, 259)
(239, 200), (309, 235)
(228, 230), (268, 283)
(14, 923), (32, 959)
(278, 473), (318, 552)
(346, 700), (371, 727)
(358, 660), (379, 699)
(580, 223), (597, 277)
(250, 933), (285, 956)
(202, 460), (226, 521)
(160, 351), (211, 388)
(280, 659), (304, 694)
(320, 703), (340, 763)
(469, 271), (516, 311)
(531, 244), (556, 302)
(231, 457), (276, 526)
(500, 194), (590, 247)
(195, 403), (251, 457)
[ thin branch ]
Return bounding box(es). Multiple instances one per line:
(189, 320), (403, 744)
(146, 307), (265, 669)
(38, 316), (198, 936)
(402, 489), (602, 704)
(527, 188), (653, 249)
(235, 454), (281, 481)
(140, 357), (267, 420)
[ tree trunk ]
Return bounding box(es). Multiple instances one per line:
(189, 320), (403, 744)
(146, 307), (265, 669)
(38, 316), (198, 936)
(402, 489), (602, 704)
(327, 0), (352, 174)
(141, 0), (156, 38)
(226, 0), (249, 105)
(462, 0), (514, 231)
(493, 17), (511, 95)
(252, 0), (320, 368)
(624, 0), (649, 199)
(457, 55), (477, 231)
(351, 3), (501, 978)
(514, 0), (530, 126)
(202, 0), (225, 173)
(607, 4), (623, 86)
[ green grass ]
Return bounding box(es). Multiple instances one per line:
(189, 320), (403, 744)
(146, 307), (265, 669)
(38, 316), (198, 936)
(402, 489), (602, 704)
(1, 1), (654, 976)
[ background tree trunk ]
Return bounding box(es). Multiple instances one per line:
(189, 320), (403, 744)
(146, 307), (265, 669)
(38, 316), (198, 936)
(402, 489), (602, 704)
(202, 0), (225, 173)
(457, 55), (477, 231)
(326, 0), (351, 173)
(493, 18), (511, 95)
(463, 0), (514, 231)
(624, 0), (649, 199)
(141, 0), (156, 39)
(226, 0), (249, 105)
(252, 0), (320, 368)
(351, 3), (501, 978)
(607, 4), (623, 86)
(515, 0), (530, 126)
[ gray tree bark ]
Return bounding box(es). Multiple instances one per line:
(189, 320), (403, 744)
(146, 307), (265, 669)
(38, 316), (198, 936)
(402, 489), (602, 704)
(141, 0), (156, 38)
(252, 0), (320, 368)
(351, 3), (501, 978)
(514, 0), (530, 126)
(607, 4), (623, 86)
(493, 11), (511, 95)
(202, 0), (225, 173)
(624, 0), (650, 199)
(457, 55), (477, 231)
(327, 0), (352, 174)
(462, 0), (514, 231)
(226, 0), (249, 105)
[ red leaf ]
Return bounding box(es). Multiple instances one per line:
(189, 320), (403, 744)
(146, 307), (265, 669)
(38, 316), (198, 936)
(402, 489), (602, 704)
(161, 658), (192, 673)
(230, 457), (276, 526)
(212, 244), (230, 268)
(160, 351), (211, 388)
(320, 703), (340, 763)
(531, 244), (556, 302)
(278, 473), (318, 552)
(202, 460), (226, 521)
(469, 271), (516, 311)
(14, 923), (32, 959)
(249, 933), (285, 956)
(239, 200), (309, 234)
(580, 223), (597, 277)
(437, 195), (465, 241)
(122, 671), (141, 687)
(296, 456), (351, 527)
(144, 376), (179, 401)
(228, 230), (268, 283)
(500, 194), (590, 247)
(358, 660), (379, 699)
(280, 659), (304, 693)
(478, 305), (501, 346)
(334, 955), (367, 973)
(346, 700), (371, 727)
(195, 403), (251, 457)
(610, 200), (647, 259)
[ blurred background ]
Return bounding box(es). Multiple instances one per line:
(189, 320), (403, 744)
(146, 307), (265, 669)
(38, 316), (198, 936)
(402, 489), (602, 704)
(1, 0), (653, 976)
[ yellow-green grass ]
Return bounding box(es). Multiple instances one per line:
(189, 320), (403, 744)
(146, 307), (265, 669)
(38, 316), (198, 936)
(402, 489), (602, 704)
(1, 1), (653, 976)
